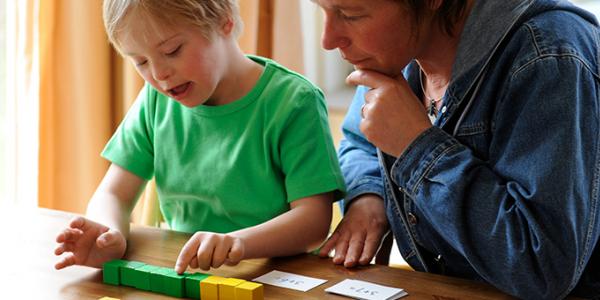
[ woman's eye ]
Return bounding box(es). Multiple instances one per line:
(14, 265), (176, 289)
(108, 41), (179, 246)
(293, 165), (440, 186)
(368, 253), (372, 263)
(339, 11), (364, 21)
(136, 60), (147, 67)
(343, 15), (363, 21)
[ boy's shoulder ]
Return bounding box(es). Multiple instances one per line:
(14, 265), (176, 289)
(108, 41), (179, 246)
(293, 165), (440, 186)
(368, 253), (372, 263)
(249, 55), (324, 100)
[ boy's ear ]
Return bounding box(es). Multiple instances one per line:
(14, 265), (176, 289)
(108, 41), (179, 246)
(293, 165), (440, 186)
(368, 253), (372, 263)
(221, 17), (234, 36)
(428, 0), (443, 10)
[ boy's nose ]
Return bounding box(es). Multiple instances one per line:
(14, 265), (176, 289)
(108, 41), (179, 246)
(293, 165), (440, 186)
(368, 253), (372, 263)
(151, 63), (173, 81)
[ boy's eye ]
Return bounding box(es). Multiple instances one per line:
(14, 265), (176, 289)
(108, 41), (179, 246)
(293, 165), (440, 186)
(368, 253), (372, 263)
(135, 60), (147, 67)
(166, 45), (182, 56)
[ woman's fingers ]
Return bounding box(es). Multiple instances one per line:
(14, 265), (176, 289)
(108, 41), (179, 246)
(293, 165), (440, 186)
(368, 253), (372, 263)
(359, 230), (385, 265)
(318, 230), (340, 258)
(343, 231), (367, 267)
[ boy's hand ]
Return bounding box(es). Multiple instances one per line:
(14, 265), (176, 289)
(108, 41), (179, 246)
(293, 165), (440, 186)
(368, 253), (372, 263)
(54, 216), (126, 270)
(175, 232), (245, 274)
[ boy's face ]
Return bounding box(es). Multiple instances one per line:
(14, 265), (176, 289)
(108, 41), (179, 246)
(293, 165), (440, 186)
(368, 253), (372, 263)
(117, 13), (227, 107)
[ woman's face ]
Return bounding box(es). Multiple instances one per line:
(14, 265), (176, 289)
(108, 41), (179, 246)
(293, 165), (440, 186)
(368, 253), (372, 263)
(316, 0), (431, 77)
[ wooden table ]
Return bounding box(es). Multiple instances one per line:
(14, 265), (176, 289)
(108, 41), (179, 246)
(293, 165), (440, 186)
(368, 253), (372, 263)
(0, 206), (514, 299)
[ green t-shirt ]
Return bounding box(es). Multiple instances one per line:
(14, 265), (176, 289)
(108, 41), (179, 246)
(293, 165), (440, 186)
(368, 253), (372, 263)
(102, 56), (346, 233)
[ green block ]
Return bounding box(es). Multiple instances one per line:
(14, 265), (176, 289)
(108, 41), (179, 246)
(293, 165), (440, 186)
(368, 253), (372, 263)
(133, 264), (161, 291)
(150, 267), (171, 294)
(102, 259), (128, 286)
(119, 261), (146, 287)
(161, 268), (187, 298)
(185, 272), (211, 299)
(150, 267), (177, 295)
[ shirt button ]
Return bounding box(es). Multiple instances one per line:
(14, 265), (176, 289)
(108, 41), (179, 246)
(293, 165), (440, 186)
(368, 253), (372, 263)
(441, 106), (447, 114)
(407, 212), (418, 225)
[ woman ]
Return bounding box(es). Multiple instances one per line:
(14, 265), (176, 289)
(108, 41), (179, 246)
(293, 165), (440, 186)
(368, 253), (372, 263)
(315, 0), (600, 298)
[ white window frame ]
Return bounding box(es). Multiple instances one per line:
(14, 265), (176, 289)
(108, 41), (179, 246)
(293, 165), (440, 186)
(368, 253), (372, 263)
(2, 0), (39, 207)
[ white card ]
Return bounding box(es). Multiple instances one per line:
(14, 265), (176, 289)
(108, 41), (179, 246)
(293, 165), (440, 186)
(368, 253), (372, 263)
(325, 279), (408, 300)
(253, 270), (327, 292)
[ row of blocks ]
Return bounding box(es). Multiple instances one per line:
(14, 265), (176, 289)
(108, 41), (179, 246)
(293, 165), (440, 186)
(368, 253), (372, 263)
(103, 259), (263, 300)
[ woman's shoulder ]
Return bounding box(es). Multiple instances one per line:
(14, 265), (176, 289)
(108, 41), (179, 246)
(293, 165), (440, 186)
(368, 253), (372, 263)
(511, 7), (599, 70)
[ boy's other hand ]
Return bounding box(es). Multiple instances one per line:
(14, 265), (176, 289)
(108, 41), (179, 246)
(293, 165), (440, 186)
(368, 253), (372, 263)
(54, 216), (126, 270)
(175, 232), (245, 274)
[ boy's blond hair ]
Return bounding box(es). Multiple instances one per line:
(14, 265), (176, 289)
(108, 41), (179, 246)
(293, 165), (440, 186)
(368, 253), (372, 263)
(103, 0), (243, 50)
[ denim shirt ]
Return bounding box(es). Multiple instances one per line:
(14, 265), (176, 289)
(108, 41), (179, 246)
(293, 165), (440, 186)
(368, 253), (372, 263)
(338, 0), (600, 298)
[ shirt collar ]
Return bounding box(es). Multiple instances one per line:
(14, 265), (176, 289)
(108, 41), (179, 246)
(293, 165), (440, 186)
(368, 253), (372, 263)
(449, 0), (534, 103)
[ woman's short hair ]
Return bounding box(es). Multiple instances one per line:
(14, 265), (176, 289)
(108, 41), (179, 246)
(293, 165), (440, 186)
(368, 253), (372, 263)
(399, 0), (468, 36)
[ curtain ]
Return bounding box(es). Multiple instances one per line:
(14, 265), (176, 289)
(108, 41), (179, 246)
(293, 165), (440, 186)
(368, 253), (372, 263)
(37, 0), (305, 225)
(38, 0), (137, 214)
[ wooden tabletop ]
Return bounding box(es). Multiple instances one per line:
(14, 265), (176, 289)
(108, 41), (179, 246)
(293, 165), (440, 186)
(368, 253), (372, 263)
(0, 206), (515, 299)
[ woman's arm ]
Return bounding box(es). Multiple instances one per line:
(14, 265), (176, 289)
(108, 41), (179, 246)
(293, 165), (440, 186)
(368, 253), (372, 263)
(319, 85), (390, 267)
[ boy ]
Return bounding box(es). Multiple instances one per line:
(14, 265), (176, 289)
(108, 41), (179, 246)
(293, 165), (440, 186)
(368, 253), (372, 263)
(54, 0), (345, 274)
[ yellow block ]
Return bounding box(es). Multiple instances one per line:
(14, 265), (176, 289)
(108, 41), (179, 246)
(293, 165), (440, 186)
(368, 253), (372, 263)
(218, 278), (247, 300)
(235, 281), (264, 300)
(200, 276), (226, 300)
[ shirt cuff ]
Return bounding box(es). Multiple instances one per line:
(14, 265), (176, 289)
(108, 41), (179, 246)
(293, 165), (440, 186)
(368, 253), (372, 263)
(342, 176), (385, 212)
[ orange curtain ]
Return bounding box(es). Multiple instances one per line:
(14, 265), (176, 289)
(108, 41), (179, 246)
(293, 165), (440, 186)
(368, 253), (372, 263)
(38, 0), (145, 215)
(39, 0), (117, 214)
(38, 0), (305, 224)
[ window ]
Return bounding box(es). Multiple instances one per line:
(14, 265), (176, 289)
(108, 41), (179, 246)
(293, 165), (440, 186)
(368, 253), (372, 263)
(1, 0), (39, 206)
(0, 0), (7, 201)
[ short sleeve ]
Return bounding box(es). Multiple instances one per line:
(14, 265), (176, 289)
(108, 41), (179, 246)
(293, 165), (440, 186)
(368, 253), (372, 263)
(279, 89), (346, 202)
(101, 84), (155, 180)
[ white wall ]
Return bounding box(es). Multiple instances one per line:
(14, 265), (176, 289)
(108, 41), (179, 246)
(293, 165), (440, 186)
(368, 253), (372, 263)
(300, 1), (354, 110)
(577, 1), (600, 17)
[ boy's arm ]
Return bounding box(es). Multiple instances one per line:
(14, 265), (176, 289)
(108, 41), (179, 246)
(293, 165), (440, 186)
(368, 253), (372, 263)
(86, 163), (147, 237)
(54, 163), (146, 269)
(232, 192), (333, 258)
(175, 192), (333, 273)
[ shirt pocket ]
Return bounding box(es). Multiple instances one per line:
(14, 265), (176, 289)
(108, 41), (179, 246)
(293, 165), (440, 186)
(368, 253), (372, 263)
(453, 121), (491, 161)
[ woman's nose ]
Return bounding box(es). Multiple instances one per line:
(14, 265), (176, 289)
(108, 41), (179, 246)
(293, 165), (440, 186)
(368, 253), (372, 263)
(321, 16), (350, 50)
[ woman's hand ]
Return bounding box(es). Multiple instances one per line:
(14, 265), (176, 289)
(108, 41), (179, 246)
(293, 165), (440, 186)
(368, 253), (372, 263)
(54, 216), (127, 270)
(347, 70), (432, 157)
(175, 232), (245, 274)
(319, 194), (389, 267)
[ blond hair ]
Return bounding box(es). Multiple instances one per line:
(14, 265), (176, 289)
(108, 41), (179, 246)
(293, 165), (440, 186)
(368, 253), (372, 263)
(103, 0), (243, 49)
